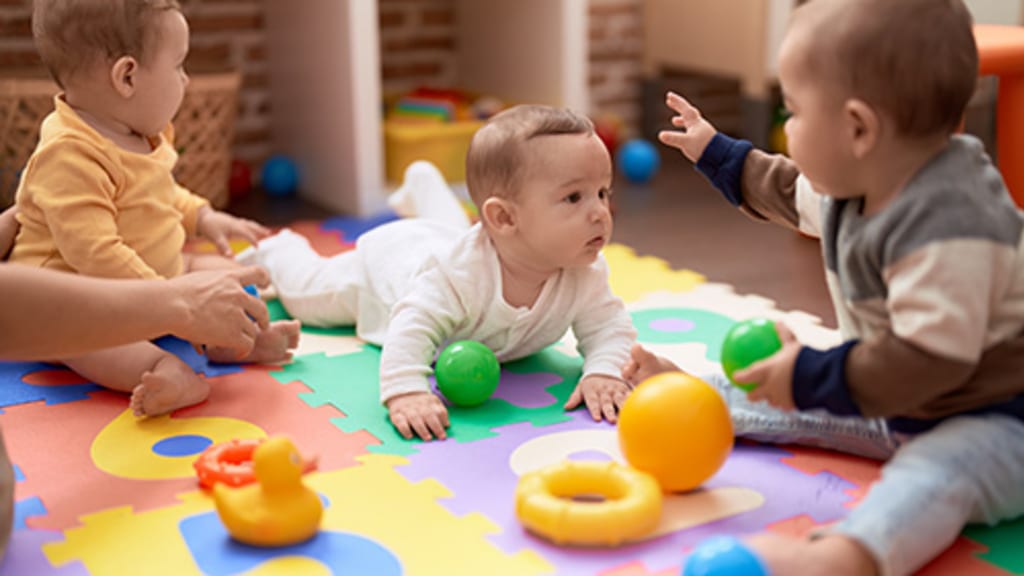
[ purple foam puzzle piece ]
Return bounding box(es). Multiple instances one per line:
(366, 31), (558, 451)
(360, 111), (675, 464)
(479, 370), (563, 409)
(1, 531), (88, 576)
(399, 413), (859, 574)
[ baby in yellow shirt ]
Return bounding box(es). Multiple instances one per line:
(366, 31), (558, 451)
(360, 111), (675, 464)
(10, 0), (300, 416)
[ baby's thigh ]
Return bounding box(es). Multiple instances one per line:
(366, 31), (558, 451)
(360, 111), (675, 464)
(61, 341), (177, 392)
(888, 415), (1024, 524)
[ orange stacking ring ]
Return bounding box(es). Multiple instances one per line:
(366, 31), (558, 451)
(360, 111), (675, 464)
(193, 438), (317, 489)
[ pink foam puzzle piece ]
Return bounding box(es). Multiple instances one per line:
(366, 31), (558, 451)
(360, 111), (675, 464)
(778, 446), (882, 507)
(917, 537), (1013, 576)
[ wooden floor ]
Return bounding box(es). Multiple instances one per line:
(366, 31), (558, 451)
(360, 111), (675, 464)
(229, 150), (837, 328)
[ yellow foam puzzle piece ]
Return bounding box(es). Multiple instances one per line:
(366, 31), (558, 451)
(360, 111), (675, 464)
(44, 455), (552, 576)
(603, 243), (705, 303)
(92, 410), (266, 480)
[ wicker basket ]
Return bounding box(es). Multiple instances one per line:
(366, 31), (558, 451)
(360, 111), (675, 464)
(0, 70), (241, 208)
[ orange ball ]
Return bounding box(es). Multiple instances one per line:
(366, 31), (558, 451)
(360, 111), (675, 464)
(618, 372), (733, 492)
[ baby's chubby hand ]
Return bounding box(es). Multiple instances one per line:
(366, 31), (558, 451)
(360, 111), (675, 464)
(564, 374), (632, 423)
(658, 92), (719, 164)
(735, 322), (800, 411)
(386, 391), (450, 441)
(196, 206), (272, 257)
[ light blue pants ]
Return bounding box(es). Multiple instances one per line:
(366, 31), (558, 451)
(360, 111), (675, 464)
(703, 374), (1024, 576)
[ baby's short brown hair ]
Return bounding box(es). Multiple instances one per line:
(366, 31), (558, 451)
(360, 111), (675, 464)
(32, 0), (182, 88)
(794, 0), (977, 138)
(466, 105), (596, 207)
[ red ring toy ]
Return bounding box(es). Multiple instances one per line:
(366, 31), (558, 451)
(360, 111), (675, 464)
(193, 438), (318, 489)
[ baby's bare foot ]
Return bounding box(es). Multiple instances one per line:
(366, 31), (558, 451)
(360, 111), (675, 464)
(208, 319), (300, 364)
(130, 360), (210, 417)
(747, 532), (878, 576)
(623, 343), (681, 387)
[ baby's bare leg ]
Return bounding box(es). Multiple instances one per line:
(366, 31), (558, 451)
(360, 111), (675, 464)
(744, 533), (878, 576)
(62, 342), (210, 417)
(205, 319), (300, 364)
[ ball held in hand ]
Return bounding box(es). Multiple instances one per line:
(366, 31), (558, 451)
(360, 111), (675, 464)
(720, 318), (783, 392)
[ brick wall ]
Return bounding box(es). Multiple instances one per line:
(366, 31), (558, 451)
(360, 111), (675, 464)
(588, 0), (645, 136)
(1, 0), (646, 163)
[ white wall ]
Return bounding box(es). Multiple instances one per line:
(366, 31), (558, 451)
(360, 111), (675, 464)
(964, 0), (1023, 25)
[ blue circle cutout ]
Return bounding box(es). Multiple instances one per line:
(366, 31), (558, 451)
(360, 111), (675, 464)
(152, 435), (213, 457)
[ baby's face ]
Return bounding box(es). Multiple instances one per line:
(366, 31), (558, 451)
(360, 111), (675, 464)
(507, 132), (614, 271)
(129, 10), (191, 137)
(777, 25), (859, 199)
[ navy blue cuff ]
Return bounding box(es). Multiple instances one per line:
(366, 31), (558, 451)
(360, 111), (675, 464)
(695, 133), (754, 207)
(792, 341), (862, 416)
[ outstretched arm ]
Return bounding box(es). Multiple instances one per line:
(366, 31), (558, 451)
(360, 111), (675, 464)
(0, 265), (270, 361)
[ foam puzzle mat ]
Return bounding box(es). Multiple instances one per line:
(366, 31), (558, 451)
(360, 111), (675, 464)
(2, 214), (1022, 576)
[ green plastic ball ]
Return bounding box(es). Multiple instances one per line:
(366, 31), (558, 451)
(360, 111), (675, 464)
(434, 340), (500, 407)
(720, 318), (782, 392)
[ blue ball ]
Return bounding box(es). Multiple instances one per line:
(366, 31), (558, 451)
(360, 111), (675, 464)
(682, 536), (769, 576)
(616, 139), (660, 184)
(261, 155), (299, 196)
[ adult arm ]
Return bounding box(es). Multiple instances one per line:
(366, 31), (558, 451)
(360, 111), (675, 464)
(0, 206), (17, 260)
(0, 265), (270, 360)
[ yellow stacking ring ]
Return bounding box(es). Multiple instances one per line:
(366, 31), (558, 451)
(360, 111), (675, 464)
(515, 460), (662, 546)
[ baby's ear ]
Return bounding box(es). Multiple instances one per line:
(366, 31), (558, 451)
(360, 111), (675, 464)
(110, 56), (139, 98)
(480, 196), (516, 234)
(844, 98), (879, 159)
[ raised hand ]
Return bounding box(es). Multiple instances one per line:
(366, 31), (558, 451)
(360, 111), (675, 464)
(658, 91), (719, 164)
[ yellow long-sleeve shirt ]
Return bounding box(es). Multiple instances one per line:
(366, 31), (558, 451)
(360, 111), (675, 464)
(9, 96), (209, 279)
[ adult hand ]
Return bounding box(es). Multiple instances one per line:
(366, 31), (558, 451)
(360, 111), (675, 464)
(168, 266), (270, 355)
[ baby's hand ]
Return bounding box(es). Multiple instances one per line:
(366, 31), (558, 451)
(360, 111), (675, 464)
(736, 322), (800, 411)
(658, 91), (719, 164)
(196, 207), (271, 257)
(563, 374), (631, 423)
(386, 391), (450, 441)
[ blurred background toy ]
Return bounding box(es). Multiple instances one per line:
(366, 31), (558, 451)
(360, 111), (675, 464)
(593, 113), (623, 155)
(228, 159), (252, 199)
(261, 155), (300, 197)
(616, 138), (661, 184)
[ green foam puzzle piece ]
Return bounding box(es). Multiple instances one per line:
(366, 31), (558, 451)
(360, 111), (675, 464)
(271, 339), (584, 455)
(270, 346), (420, 455)
(964, 517), (1024, 573)
(631, 307), (737, 361)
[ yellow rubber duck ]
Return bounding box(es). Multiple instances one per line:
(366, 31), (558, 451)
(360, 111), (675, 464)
(213, 436), (323, 547)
